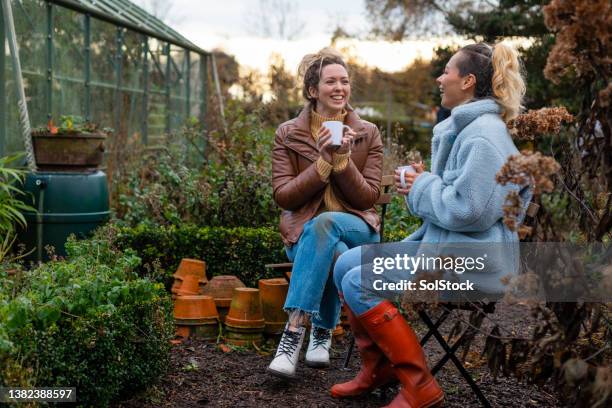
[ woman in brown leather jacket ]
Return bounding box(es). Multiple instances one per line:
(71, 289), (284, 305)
(267, 47), (383, 379)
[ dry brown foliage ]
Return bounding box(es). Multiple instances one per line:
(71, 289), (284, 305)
(543, 0), (612, 91)
(497, 150), (561, 196)
(486, 4), (612, 405)
(507, 107), (574, 141)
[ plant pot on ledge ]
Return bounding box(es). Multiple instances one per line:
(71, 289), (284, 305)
(31, 117), (109, 172)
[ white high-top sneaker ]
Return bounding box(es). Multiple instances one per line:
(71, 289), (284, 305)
(305, 326), (332, 368)
(267, 324), (306, 379)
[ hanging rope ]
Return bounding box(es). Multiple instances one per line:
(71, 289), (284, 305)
(1, 0), (36, 170)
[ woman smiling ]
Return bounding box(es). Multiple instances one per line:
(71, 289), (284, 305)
(267, 47), (383, 380)
(331, 42), (532, 407)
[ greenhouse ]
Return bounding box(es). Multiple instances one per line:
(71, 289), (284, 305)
(0, 0), (210, 156)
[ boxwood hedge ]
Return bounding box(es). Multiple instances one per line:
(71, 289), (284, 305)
(0, 237), (173, 406)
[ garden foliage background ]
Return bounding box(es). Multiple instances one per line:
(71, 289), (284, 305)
(0, 0), (610, 406)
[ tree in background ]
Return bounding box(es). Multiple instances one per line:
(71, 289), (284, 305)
(365, 0), (577, 110)
(243, 0), (307, 41)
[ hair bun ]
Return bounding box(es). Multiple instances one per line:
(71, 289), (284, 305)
(297, 47), (345, 79)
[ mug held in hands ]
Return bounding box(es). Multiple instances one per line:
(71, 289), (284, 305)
(397, 165), (416, 189)
(323, 121), (350, 146)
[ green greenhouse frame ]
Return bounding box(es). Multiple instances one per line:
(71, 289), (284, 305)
(1, 0), (210, 156)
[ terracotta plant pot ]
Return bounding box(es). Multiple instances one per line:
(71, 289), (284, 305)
(258, 278), (289, 335)
(340, 304), (350, 330)
(174, 322), (219, 343)
(201, 275), (246, 309)
(173, 295), (219, 321)
(174, 274), (201, 296)
(225, 288), (265, 329)
(171, 275), (207, 295)
(175, 325), (191, 339)
(173, 258), (207, 281)
(190, 323), (220, 342)
(333, 323), (345, 340)
(225, 325), (263, 347)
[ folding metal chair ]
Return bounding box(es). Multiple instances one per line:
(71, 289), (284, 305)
(417, 302), (496, 407)
(342, 201), (540, 407)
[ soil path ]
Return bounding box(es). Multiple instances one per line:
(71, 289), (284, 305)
(115, 303), (562, 408)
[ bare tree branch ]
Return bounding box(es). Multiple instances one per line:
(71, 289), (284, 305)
(244, 0), (307, 41)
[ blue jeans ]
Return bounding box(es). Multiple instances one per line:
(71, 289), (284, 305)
(284, 212), (379, 329)
(333, 246), (383, 315)
(335, 242), (461, 315)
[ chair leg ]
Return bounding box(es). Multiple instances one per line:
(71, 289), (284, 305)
(343, 336), (355, 369)
(430, 322), (473, 375)
(420, 309), (451, 346)
(419, 311), (492, 408)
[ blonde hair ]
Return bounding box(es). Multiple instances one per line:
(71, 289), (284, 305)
(491, 43), (526, 122)
(457, 42), (526, 122)
(297, 47), (348, 103)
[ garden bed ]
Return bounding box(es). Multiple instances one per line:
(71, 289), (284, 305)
(115, 302), (562, 408)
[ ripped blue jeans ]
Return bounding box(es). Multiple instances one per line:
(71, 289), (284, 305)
(284, 212), (380, 329)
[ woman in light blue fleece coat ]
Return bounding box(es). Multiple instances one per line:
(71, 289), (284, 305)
(330, 43), (531, 408)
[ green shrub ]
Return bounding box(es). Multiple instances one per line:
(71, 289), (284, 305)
(112, 106), (279, 229)
(384, 196), (423, 239)
(0, 237), (173, 406)
(112, 224), (287, 288)
(0, 153), (36, 264)
(110, 218), (420, 289)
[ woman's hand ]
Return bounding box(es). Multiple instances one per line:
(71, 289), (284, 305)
(394, 162), (425, 195)
(336, 126), (355, 155)
(316, 127), (335, 163)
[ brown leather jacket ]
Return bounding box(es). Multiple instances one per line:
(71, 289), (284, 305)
(272, 104), (383, 246)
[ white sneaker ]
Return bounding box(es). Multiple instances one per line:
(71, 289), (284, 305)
(305, 326), (332, 368)
(267, 325), (306, 379)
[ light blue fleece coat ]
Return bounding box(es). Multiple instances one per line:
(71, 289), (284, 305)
(404, 99), (532, 294)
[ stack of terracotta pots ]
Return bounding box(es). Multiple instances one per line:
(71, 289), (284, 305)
(172, 259), (219, 343)
(171, 258), (208, 297)
(174, 295), (220, 342)
(258, 278), (289, 336)
(170, 266), (295, 348)
(224, 288), (266, 347)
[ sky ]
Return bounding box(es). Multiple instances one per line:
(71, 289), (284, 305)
(133, 0), (469, 74)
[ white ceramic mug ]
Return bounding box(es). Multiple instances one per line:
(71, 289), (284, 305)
(397, 165), (416, 189)
(323, 121), (350, 146)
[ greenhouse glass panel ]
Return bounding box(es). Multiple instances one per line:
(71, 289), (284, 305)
(118, 29), (145, 143)
(88, 17), (116, 131)
(169, 44), (186, 130)
(89, 17), (116, 85)
(146, 38), (167, 142)
(52, 5), (85, 120)
(189, 51), (201, 119)
(4, 0), (48, 153)
(1, 0), (209, 157)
